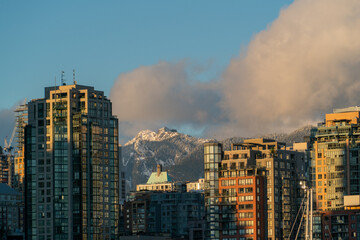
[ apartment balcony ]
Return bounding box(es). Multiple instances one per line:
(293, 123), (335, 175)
(53, 112), (67, 118)
(331, 226), (349, 232)
(219, 206), (237, 213)
(220, 217), (236, 223)
(221, 192), (237, 197)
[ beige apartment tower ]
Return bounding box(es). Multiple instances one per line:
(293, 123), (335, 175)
(25, 83), (120, 240)
(311, 107), (360, 211)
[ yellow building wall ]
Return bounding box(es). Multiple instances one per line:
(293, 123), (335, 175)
(326, 112), (360, 126)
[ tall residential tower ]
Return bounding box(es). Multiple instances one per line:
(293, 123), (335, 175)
(25, 83), (120, 240)
(311, 107), (360, 211)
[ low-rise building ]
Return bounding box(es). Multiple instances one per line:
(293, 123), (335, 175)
(123, 191), (204, 239)
(136, 165), (185, 192)
(307, 195), (360, 239)
(320, 209), (360, 239)
(319, 195), (360, 239)
(0, 184), (23, 239)
(186, 178), (204, 192)
(128, 164), (205, 239)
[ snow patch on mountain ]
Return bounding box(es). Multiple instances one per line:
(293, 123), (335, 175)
(122, 155), (130, 167)
(125, 127), (180, 146)
(141, 161), (153, 177)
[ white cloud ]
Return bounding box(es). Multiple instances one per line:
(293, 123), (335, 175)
(110, 61), (222, 141)
(219, 0), (360, 137)
(111, 0), (360, 141)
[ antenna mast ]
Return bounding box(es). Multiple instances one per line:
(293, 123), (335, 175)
(73, 69), (75, 83)
(54, 76), (58, 103)
(61, 71), (66, 85)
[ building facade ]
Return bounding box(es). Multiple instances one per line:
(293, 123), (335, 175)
(124, 190), (204, 239)
(204, 139), (306, 240)
(119, 145), (126, 204)
(320, 209), (360, 239)
(218, 166), (265, 240)
(0, 148), (11, 185)
(25, 83), (119, 240)
(186, 178), (205, 192)
(311, 107), (360, 211)
(204, 143), (222, 240)
(0, 183), (23, 239)
(136, 165), (185, 192)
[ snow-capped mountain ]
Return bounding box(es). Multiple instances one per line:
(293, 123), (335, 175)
(121, 125), (315, 191)
(121, 127), (210, 190)
(124, 127), (181, 146)
(257, 125), (314, 144)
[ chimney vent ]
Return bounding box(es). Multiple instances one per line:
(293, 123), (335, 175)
(157, 164), (162, 176)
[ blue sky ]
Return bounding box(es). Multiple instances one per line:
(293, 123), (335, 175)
(0, 1), (293, 110)
(2, 1), (360, 144)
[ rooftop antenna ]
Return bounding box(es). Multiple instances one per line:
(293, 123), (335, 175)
(73, 69), (77, 84)
(54, 76), (57, 101)
(61, 71), (66, 85)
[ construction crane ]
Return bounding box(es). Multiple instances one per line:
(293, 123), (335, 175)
(4, 124), (16, 153)
(2, 124), (16, 187)
(4, 98), (27, 153)
(2, 98), (27, 187)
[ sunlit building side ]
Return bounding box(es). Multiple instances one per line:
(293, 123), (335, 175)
(311, 107), (360, 211)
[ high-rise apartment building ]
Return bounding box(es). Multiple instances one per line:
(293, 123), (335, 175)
(311, 107), (360, 211)
(204, 142), (222, 240)
(204, 139), (306, 240)
(25, 83), (120, 240)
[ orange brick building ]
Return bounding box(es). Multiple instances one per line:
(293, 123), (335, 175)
(218, 167), (265, 240)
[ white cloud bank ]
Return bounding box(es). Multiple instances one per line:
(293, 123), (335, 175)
(110, 61), (223, 139)
(111, 0), (360, 142)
